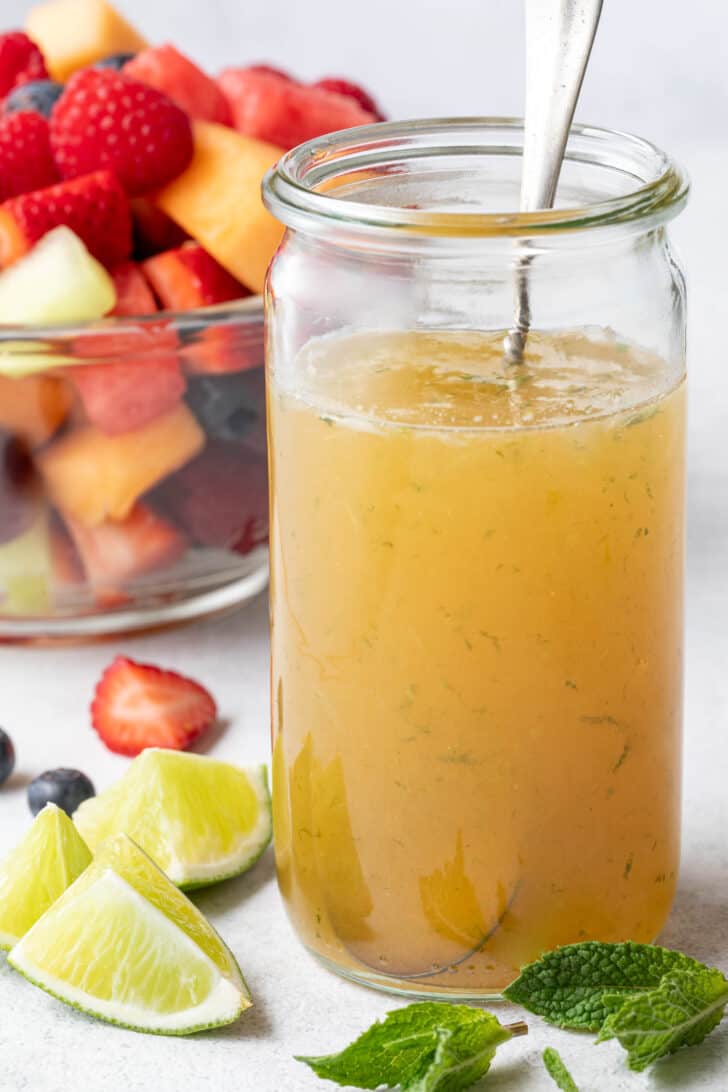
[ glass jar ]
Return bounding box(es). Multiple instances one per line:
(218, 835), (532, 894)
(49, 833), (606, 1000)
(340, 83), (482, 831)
(263, 119), (689, 999)
(0, 299), (268, 642)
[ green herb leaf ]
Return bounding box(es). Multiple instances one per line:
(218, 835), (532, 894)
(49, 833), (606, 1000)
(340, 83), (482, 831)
(542, 1047), (579, 1091)
(598, 967), (728, 1071)
(503, 941), (706, 1030)
(296, 1001), (519, 1090)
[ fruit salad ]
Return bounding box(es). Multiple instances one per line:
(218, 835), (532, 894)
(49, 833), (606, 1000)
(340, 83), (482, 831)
(0, 0), (384, 637)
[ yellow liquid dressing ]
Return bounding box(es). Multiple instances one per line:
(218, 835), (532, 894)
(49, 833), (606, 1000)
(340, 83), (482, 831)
(269, 329), (685, 995)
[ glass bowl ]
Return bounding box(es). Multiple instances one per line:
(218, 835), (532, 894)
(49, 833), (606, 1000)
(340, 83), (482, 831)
(0, 297), (268, 643)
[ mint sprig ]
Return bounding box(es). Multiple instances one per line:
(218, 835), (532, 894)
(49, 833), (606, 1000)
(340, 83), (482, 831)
(296, 1002), (526, 1090)
(542, 1047), (579, 1090)
(598, 966), (728, 1071)
(503, 941), (706, 1030)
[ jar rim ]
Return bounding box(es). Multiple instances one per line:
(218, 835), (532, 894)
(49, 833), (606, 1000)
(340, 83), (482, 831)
(0, 294), (263, 340)
(263, 117), (689, 240)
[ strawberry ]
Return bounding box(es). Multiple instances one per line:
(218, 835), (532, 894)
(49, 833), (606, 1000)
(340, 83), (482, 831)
(91, 654), (217, 755)
(50, 68), (194, 195)
(66, 503), (186, 589)
(218, 68), (376, 149)
(109, 260), (158, 316)
(0, 111), (59, 202)
(142, 242), (247, 310)
(124, 44), (232, 125)
(312, 77), (385, 121)
(0, 169), (131, 268)
(0, 32), (48, 98)
(70, 353), (186, 435)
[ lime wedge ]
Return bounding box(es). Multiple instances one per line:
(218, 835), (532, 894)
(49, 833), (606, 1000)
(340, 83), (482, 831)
(74, 749), (272, 889)
(9, 834), (249, 1035)
(0, 804), (92, 950)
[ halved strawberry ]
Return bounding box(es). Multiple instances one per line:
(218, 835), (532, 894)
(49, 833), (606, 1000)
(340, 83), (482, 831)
(91, 654), (217, 756)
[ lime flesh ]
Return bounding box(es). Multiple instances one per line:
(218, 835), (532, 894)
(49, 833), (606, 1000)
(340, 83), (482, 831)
(9, 834), (249, 1035)
(74, 749), (272, 889)
(0, 804), (91, 950)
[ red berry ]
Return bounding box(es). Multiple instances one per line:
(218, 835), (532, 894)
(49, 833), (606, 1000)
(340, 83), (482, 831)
(0, 32), (48, 98)
(0, 111), (59, 201)
(91, 654), (217, 756)
(50, 68), (194, 196)
(142, 242), (246, 310)
(0, 169), (132, 267)
(312, 77), (385, 121)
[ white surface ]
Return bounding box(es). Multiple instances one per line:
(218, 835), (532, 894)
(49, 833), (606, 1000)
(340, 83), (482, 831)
(0, 1), (727, 1089)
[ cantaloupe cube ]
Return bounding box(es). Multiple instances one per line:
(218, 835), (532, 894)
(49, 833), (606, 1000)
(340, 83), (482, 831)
(26, 0), (148, 81)
(0, 375), (71, 447)
(155, 122), (284, 295)
(39, 404), (204, 526)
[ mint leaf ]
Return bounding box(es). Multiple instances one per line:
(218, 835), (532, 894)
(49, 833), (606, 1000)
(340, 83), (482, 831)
(542, 1048), (579, 1091)
(503, 941), (706, 1030)
(296, 1002), (520, 1090)
(598, 967), (728, 1071)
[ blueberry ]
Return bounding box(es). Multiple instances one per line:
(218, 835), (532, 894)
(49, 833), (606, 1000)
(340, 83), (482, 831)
(0, 729), (15, 787)
(4, 79), (64, 118)
(186, 370), (265, 441)
(94, 52), (137, 71)
(27, 769), (95, 817)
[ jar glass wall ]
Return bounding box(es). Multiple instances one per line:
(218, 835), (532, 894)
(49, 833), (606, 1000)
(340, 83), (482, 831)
(264, 119), (688, 998)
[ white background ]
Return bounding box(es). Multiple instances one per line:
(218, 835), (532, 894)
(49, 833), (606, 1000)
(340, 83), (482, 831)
(0, 2), (727, 1091)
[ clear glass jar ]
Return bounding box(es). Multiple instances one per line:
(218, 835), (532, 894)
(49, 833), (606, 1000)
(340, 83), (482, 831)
(263, 119), (688, 999)
(0, 299), (268, 642)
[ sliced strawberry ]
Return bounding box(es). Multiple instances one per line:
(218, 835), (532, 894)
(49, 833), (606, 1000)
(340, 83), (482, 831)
(312, 77), (385, 121)
(109, 260), (158, 316)
(50, 68), (194, 196)
(0, 169), (131, 268)
(142, 241), (247, 310)
(91, 654), (217, 756)
(143, 242), (250, 372)
(218, 68), (376, 149)
(0, 32), (48, 98)
(0, 111), (59, 202)
(69, 353), (186, 435)
(66, 503), (186, 587)
(124, 44), (232, 125)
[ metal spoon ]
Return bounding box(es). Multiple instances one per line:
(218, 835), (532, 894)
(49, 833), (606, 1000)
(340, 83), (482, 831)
(504, 0), (603, 364)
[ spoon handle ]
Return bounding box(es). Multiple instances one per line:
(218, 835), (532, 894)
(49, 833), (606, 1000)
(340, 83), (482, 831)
(522, 0), (603, 211)
(505, 0), (603, 364)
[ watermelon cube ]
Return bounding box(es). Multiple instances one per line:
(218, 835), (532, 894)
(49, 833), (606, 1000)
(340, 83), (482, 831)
(218, 68), (376, 149)
(124, 44), (232, 125)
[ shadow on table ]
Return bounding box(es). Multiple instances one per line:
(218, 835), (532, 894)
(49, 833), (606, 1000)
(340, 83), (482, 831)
(658, 872), (728, 970)
(191, 848), (276, 919)
(652, 1021), (728, 1088)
